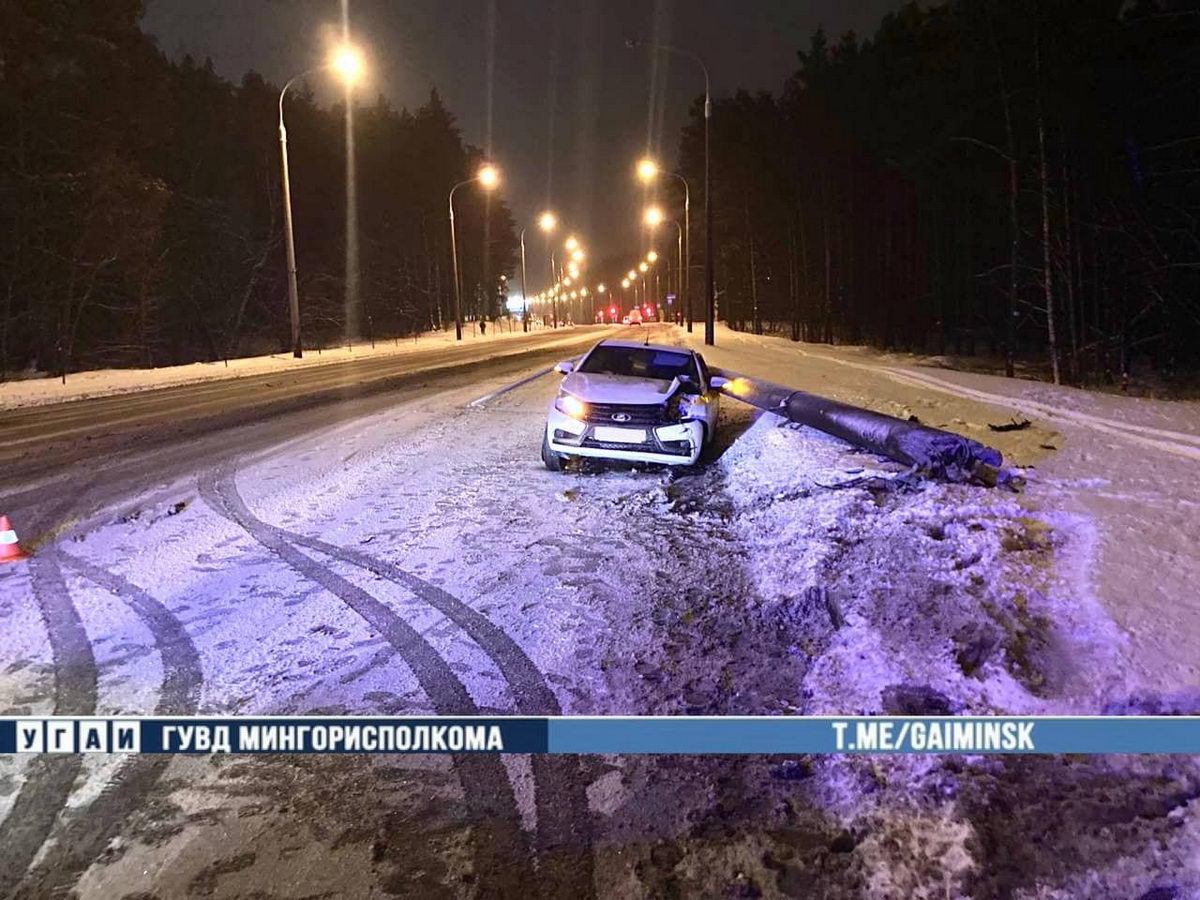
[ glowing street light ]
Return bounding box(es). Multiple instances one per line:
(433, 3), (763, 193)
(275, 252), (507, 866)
(538, 211), (557, 233)
(639, 262), (648, 273)
(597, 283), (606, 293)
(644, 205), (665, 228)
(646, 250), (659, 264)
(627, 270), (638, 281)
(621, 278), (630, 289)
(449, 163), (501, 340)
(626, 38), (713, 344)
(565, 235), (579, 252)
(477, 164), (500, 189)
(278, 43), (367, 357)
(331, 46), (364, 84)
(632, 156), (694, 333)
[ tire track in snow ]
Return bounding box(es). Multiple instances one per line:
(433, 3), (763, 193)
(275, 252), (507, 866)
(0, 548), (97, 900)
(12, 556), (203, 898)
(198, 464), (544, 896)
(269, 525), (596, 896)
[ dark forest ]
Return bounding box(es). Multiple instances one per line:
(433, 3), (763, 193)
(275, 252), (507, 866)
(3, 1), (1200, 387)
(672, 0), (1200, 386)
(1, 0), (517, 377)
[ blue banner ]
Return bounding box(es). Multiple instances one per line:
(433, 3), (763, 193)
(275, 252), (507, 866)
(3, 716), (1199, 755)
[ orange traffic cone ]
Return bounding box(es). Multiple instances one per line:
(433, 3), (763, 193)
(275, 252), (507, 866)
(0, 515), (30, 563)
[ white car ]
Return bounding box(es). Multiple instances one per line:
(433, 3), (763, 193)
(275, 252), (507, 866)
(541, 339), (726, 470)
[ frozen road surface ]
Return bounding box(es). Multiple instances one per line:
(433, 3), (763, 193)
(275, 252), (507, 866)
(2, 324), (1199, 898)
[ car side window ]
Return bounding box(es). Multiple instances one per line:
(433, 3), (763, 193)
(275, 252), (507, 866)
(695, 354), (710, 389)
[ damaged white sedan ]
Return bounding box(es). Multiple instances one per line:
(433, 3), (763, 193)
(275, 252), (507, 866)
(542, 339), (726, 470)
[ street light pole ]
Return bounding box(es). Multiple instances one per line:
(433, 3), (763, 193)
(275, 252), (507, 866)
(628, 39), (713, 345)
(519, 227), (529, 332)
(448, 165), (500, 342)
(448, 180), (469, 341)
(549, 252), (558, 328)
(279, 70), (316, 358)
(675, 174), (691, 333)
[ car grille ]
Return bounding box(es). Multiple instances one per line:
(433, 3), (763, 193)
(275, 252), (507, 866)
(579, 436), (693, 456)
(581, 437), (658, 452)
(583, 403), (668, 426)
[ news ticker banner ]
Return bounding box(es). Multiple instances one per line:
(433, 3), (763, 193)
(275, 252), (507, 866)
(3, 716), (1200, 755)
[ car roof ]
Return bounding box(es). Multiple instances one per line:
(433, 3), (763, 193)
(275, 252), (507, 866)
(593, 339), (694, 355)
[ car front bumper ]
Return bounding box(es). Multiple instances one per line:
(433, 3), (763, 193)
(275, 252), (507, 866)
(545, 407), (703, 466)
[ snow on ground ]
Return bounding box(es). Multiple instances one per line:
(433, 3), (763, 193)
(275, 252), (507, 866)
(684, 325), (1200, 700)
(0, 321), (586, 410)
(3, 324), (1199, 897)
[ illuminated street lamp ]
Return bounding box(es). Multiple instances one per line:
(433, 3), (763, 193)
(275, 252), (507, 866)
(620, 278), (630, 289)
(571, 248), (585, 264)
(449, 164), (501, 340)
(639, 262), (648, 273)
(631, 156), (700, 339)
(628, 38), (710, 343)
(279, 44), (365, 358)
(565, 235), (579, 252)
(627, 270), (638, 281)
(520, 210), (556, 332)
(646, 250), (659, 264)
(645, 207), (684, 321)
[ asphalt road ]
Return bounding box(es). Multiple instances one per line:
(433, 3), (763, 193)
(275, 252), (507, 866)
(0, 325), (626, 545)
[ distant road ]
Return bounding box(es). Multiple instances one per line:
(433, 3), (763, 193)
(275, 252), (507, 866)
(0, 324), (653, 542)
(0, 326), (623, 475)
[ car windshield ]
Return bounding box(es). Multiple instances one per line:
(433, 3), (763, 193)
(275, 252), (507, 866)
(578, 346), (696, 381)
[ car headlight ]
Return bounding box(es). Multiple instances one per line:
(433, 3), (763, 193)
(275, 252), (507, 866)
(555, 393), (587, 420)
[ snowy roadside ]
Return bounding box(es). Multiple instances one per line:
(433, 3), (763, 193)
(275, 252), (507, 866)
(0, 323), (609, 411)
(678, 407), (1196, 898)
(683, 325), (1200, 699)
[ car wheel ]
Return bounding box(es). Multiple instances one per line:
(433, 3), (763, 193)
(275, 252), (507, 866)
(541, 431), (566, 472)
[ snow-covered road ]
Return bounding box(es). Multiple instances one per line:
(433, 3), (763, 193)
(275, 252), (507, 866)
(1, 324), (1197, 898)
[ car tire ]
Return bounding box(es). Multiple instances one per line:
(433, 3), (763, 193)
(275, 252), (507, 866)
(541, 431), (566, 472)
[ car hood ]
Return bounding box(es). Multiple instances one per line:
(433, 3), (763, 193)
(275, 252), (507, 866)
(560, 372), (675, 404)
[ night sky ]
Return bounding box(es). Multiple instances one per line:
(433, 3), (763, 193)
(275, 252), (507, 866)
(141, 0), (904, 265)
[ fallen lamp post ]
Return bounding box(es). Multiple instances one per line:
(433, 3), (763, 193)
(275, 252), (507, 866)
(712, 369), (1009, 485)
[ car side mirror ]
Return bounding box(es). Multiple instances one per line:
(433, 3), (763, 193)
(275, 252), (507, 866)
(710, 375), (730, 390)
(554, 360), (575, 375)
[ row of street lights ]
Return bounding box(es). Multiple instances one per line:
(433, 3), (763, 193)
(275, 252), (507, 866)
(626, 39), (714, 346)
(637, 159), (691, 333)
(279, 38), (716, 355)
